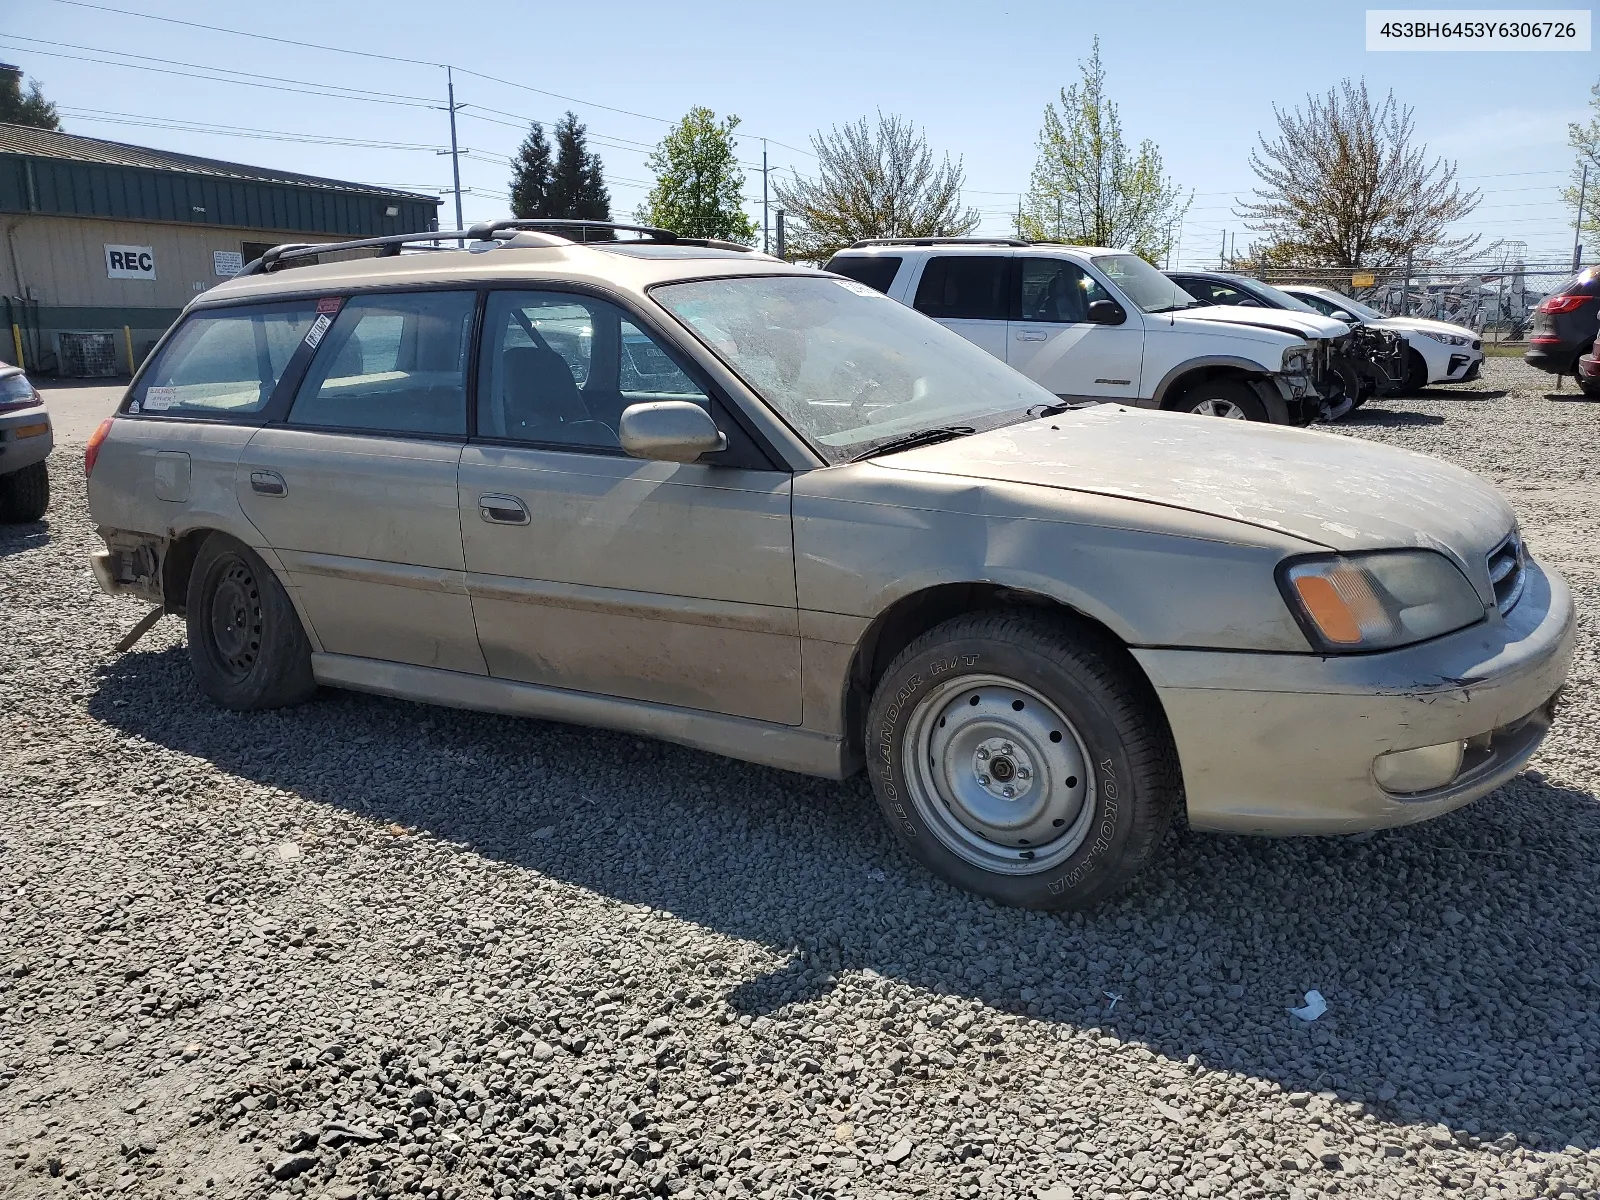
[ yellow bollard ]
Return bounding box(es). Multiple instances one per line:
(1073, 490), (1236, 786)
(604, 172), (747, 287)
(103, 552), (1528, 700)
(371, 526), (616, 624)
(124, 325), (135, 375)
(10, 324), (21, 371)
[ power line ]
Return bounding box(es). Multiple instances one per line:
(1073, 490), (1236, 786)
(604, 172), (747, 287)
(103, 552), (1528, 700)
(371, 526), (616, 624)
(56, 107), (448, 153)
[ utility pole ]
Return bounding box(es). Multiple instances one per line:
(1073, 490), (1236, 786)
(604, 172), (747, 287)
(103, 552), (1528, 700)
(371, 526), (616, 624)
(1229, 232), (1236, 266)
(1573, 162), (1589, 273)
(1403, 251), (1413, 317)
(775, 209), (786, 260)
(1219, 230), (1226, 269)
(762, 140), (770, 254)
(447, 66), (464, 244)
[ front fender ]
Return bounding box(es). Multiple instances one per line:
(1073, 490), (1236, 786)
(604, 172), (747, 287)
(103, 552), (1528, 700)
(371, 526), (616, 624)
(1149, 355), (1277, 406)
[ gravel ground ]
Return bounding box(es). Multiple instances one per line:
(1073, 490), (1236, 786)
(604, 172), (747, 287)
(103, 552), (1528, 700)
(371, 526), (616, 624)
(3, 357), (1599, 1200)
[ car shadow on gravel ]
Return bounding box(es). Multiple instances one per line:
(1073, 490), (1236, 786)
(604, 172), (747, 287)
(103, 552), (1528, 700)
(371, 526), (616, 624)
(0, 520), (50, 557)
(1341, 410), (1446, 428)
(88, 643), (1600, 1151)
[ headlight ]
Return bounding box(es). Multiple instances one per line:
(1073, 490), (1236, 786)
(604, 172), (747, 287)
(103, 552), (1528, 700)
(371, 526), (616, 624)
(1416, 330), (1469, 346)
(1278, 550), (1485, 652)
(1281, 346), (1312, 374)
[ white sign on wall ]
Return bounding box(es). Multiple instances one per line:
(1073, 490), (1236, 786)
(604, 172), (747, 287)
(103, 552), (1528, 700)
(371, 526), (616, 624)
(213, 250), (243, 277)
(105, 244), (157, 280)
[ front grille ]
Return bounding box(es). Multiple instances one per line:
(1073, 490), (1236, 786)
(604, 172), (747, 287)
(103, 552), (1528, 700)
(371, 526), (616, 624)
(1487, 531), (1526, 615)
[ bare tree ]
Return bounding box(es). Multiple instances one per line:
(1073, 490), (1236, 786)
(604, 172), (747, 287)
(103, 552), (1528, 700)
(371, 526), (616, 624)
(1564, 77), (1600, 252)
(1019, 38), (1189, 262)
(1238, 79), (1480, 268)
(772, 113), (978, 262)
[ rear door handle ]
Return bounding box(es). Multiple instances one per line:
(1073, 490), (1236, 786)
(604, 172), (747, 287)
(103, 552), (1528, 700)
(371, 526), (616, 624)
(1015, 330), (1048, 342)
(250, 470), (286, 497)
(478, 493), (529, 525)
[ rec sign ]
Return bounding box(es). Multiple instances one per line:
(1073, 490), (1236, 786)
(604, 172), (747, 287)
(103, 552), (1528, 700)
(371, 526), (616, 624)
(105, 244), (157, 280)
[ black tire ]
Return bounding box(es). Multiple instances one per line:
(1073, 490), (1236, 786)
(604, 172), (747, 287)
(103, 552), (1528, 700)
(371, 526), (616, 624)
(0, 461), (49, 523)
(185, 533), (315, 711)
(1579, 377), (1600, 399)
(864, 611), (1182, 911)
(1401, 348), (1429, 395)
(1169, 379), (1269, 422)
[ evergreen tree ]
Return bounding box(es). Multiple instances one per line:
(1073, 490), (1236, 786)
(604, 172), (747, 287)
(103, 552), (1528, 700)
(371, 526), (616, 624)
(549, 112), (611, 228)
(0, 65), (60, 131)
(508, 121), (554, 219)
(638, 107), (756, 243)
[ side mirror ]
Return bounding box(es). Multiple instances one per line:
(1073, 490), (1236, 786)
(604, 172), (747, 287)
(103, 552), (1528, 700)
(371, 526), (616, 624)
(1086, 299), (1127, 325)
(1331, 310), (1357, 323)
(619, 400), (727, 463)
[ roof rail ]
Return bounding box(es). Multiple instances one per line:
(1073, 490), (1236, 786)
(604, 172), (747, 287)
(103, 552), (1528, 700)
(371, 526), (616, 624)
(847, 237), (1032, 249)
(464, 218), (758, 254)
(235, 219), (760, 276)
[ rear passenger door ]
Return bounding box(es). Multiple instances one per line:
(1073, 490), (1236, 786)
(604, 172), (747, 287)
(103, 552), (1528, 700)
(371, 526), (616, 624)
(236, 290), (487, 675)
(909, 255), (1011, 360)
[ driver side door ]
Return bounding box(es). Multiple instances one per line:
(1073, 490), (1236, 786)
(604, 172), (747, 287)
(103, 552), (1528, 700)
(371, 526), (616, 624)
(459, 289), (802, 724)
(1005, 258), (1145, 400)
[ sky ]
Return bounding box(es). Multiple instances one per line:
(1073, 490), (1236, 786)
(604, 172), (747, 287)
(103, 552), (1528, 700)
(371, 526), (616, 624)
(2, 0), (1596, 265)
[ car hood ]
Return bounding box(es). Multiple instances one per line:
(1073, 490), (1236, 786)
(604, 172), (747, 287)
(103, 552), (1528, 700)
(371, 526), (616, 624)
(1365, 316), (1477, 339)
(876, 405), (1514, 563)
(1174, 305), (1349, 341)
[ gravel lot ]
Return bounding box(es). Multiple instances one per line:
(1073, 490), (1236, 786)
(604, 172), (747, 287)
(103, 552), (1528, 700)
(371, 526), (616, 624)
(3, 357), (1599, 1200)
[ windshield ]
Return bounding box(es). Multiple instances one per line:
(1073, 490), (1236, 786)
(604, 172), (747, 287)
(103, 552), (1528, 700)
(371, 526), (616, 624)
(1320, 290), (1384, 320)
(1241, 279), (1324, 315)
(652, 275), (1057, 463)
(1092, 253), (1197, 313)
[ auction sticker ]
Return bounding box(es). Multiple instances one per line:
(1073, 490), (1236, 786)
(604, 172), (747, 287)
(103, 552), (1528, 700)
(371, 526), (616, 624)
(303, 313), (333, 349)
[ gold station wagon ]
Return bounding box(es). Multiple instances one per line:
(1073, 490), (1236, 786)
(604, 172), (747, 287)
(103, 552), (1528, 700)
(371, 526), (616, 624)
(85, 221), (1574, 910)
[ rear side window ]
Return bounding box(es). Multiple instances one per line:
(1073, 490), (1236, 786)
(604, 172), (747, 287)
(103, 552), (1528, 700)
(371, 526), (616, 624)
(130, 302), (316, 416)
(825, 255), (902, 294)
(288, 291), (475, 436)
(912, 256), (1010, 321)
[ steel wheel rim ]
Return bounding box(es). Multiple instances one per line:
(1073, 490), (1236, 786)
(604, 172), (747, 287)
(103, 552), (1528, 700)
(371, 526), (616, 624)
(1191, 398), (1247, 418)
(902, 674), (1095, 876)
(208, 557), (263, 678)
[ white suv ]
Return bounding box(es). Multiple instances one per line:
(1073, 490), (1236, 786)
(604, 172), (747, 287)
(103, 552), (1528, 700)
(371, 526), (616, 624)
(825, 240), (1352, 423)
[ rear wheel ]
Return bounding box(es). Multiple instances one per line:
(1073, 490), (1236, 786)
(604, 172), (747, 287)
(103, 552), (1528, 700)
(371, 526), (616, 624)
(1579, 377), (1600, 398)
(864, 611), (1181, 910)
(0, 461), (49, 523)
(185, 534), (315, 711)
(1170, 379), (1268, 421)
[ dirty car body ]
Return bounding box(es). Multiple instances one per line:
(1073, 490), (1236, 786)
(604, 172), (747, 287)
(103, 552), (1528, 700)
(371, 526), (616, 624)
(84, 223), (1575, 909)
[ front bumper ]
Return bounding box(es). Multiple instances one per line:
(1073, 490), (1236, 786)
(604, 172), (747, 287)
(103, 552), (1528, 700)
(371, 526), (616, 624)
(0, 403), (53, 475)
(1133, 556), (1575, 835)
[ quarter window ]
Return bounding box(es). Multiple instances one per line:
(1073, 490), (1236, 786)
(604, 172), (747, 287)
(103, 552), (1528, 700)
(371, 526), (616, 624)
(288, 291), (475, 436)
(912, 256), (1010, 321)
(825, 255), (903, 294)
(477, 291), (709, 449)
(1016, 259), (1112, 322)
(130, 302), (316, 416)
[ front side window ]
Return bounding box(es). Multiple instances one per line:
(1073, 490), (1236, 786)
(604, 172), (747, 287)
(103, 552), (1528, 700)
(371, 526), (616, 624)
(654, 275), (1056, 463)
(131, 302), (316, 416)
(288, 291), (475, 436)
(477, 291), (709, 449)
(1017, 258), (1111, 322)
(911, 256), (1010, 321)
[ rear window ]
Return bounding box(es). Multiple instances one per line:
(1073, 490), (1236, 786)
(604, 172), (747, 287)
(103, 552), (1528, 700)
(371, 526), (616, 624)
(1556, 266), (1600, 295)
(825, 255), (903, 294)
(129, 302), (316, 416)
(912, 256), (1010, 321)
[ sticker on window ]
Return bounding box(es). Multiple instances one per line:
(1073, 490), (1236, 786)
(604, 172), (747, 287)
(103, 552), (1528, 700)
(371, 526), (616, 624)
(832, 278), (878, 297)
(304, 312), (333, 349)
(316, 296), (343, 315)
(142, 386), (179, 411)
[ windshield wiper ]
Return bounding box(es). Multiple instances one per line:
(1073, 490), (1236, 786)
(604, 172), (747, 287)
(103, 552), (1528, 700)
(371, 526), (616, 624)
(852, 425), (975, 462)
(1027, 401), (1075, 417)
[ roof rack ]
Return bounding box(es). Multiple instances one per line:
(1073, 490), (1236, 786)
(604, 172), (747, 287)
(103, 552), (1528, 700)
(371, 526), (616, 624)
(847, 237), (1032, 249)
(236, 219), (759, 276)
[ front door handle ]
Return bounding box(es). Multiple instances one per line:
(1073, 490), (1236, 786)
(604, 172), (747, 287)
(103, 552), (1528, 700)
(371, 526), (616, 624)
(250, 470), (287, 497)
(478, 493), (530, 525)
(1015, 329), (1048, 342)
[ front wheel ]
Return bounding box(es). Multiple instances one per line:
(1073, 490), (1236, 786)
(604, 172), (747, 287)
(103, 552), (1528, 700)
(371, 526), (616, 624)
(865, 612), (1182, 910)
(185, 533), (315, 711)
(1170, 379), (1268, 421)
(0, 461), (49, 523)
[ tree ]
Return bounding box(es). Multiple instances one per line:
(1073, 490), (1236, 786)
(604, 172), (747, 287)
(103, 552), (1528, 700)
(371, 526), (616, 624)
(0, 65), (60, 131)
(1238, 78), (1480, 269)
(638, 107), (756, 243)
(549, 112), (611, 226)
(772, 113), (979, 262)
(1018, 39), (1188, 263)
(508, 121), (554, 219)
(1564, 77), (1600, 254)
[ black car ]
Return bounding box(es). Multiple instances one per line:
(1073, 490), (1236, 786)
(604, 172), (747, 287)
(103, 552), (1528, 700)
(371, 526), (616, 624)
(1526, 267), (1600, 377)
(1167, 271), (1408, 409)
